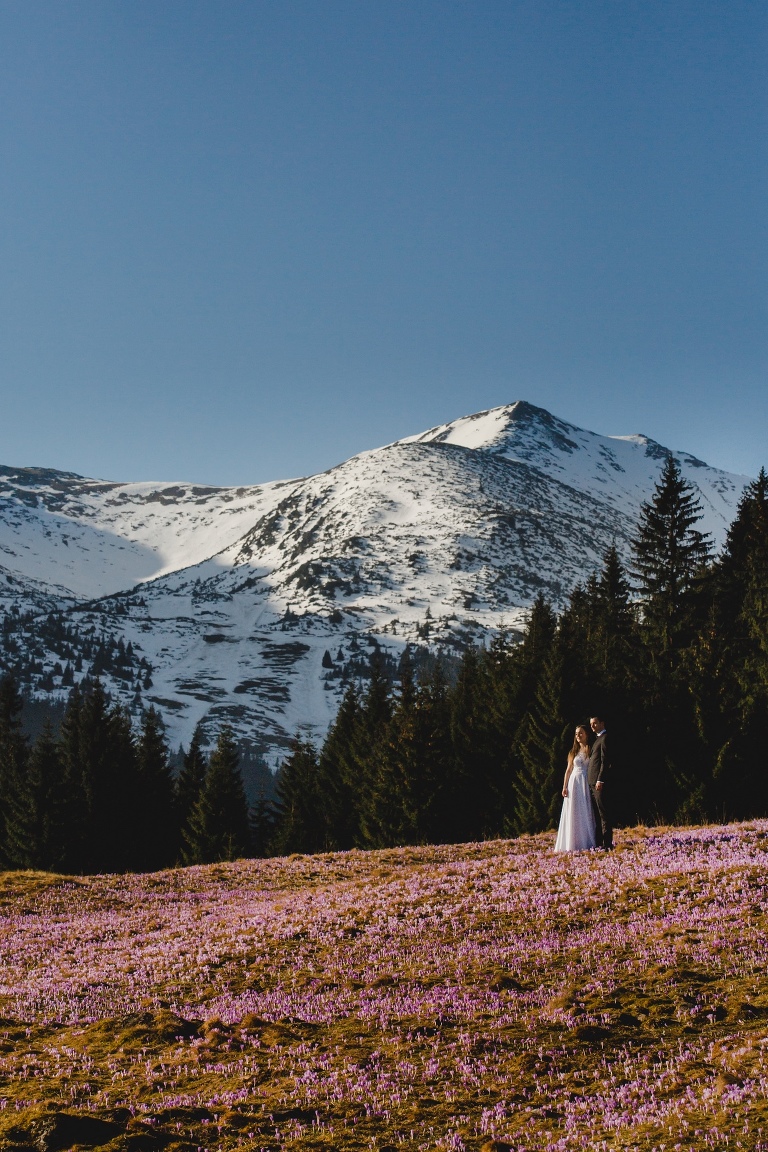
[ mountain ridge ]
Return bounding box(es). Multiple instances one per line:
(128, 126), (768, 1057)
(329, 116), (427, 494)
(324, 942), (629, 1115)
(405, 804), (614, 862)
(0, 401), (752, 772)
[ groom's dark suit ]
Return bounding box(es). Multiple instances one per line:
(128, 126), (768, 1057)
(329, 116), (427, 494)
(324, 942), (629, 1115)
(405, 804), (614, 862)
(588, 730), (613, 849)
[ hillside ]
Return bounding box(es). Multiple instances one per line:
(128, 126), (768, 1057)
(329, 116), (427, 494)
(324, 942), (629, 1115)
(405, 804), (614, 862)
(2, 820), (767, 1150)
(0, 402), (751, 763)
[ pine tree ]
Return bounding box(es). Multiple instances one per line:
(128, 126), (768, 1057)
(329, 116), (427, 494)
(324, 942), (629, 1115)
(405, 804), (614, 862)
(33, 722), (69, 871)
(249, 789), (277, 858)
(270, 738), (324, 855)
(632, 456), (712, 659)
(78, 680), (117, 872)
(594, 547), (638, 684)
(4, 722), (68, 871)
(512, 632), (571, 835)
(361, 656), (418, 848)
(450, 645), (496, 840)
(183, 728), (250, 864)
(709, 470), (768, 818)
(98, 691), (143, 873)
(715, 469), (768, 632)
(411, 660), (453, 843)
(0, 673), (29, 867)
(134, 707), (175, 871)
(175, 724), (209, 858)
(316, 684), (360, 850)
(589, 547), (646, 823)
(57, 682), (141, 874)
(499, 596), (557, 830)
(57, 685), (88, 872)
(349, 652), (392, 846)
(630, 459), (714, 820)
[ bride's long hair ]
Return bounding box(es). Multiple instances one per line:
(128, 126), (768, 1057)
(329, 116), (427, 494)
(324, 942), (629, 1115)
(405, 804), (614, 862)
(567, 724), (592, 767)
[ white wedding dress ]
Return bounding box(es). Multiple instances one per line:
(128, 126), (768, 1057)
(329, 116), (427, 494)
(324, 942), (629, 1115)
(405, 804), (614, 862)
(554, 750), (596, 852)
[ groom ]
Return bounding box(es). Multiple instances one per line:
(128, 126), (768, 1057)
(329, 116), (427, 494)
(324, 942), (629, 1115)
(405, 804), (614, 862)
(588, 715), (613, 850)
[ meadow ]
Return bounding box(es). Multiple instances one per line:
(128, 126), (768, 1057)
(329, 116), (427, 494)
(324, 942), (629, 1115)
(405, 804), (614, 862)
(2, 823), (768, 1151)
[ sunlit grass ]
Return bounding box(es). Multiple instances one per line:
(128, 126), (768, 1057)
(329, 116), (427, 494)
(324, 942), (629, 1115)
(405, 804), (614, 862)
(2, 824), (768, 1149)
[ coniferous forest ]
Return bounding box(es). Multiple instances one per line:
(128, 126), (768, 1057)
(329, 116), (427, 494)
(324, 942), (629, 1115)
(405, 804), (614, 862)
(1, 458), (768, 873)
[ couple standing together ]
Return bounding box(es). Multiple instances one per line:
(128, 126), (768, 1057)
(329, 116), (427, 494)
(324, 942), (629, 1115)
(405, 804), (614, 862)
(554, 715), (613, 852)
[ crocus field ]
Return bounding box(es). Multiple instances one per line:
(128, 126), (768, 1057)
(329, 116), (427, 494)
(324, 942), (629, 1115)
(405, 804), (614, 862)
(2, 823), (768, 1151)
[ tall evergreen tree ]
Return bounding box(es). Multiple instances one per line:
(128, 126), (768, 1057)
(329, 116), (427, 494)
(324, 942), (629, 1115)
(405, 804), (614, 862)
(499, 595), (557, 829)
(632, 455), (712, 659)
(316, 684), (361, 850)
(270, 737), (324, 855)
(589, 547), (645, 823)
(175, 724), (208, 858)
(715, 469), (768, 633)
(477, 629), (520, 827)
(360, 656), (419, 848)
(77, 680), (117, 872)
(183, 727), (250, 864)
(57, 685), (88, 872)
(630, 459), (714, 820)
(0, 672), (28, 867)
(411, 660), (454, 842)
(4, 722), (68, 871)
(450, 645), (497, 840)
(593, 547), (638, 690)
(249, 789), (278, 858)
(95, 690), (142, 873)
(134, 707), (175, 871)
(512, 589), (584, 835)
(512, 656), (569, 835)
(349, 652), (392, 846)
(709, 470), (768, 818)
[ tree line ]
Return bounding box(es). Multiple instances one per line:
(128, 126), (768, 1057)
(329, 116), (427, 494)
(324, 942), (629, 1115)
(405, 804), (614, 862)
(274, 459), (768, 852)
(0, 680), (251, 873)
(1, 456), (767, 871)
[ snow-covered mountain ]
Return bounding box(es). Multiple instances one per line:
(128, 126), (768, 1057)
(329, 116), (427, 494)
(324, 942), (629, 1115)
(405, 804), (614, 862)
(0, 402), (751, 770)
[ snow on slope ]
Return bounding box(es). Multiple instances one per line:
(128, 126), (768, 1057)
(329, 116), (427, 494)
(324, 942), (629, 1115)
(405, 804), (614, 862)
(0, 563), (77, 616)
(0, 466), (302, 599)
(0, 403), (753, 767)
(401, 401), (744, 542)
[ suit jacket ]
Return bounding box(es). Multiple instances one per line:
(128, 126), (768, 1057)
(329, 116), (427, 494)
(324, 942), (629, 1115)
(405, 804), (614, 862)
(588, 731), (610, 788)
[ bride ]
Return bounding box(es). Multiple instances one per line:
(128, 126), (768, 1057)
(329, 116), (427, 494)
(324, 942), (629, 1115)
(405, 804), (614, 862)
(554, 724), (597, 852)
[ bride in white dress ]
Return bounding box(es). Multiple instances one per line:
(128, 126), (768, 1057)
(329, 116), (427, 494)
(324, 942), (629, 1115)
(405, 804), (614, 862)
(554, 724), (597, 852)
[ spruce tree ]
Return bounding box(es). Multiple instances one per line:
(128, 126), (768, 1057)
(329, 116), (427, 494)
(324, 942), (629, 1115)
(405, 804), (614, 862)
(135, 707), (175, 871)
(0, 672), (28, 867)
(78, 680), (117, 872)
(360, 656), (418, 848)
(590, 547), (645, 823)
(512, 622), (573, 836)
(57, 685), (88, 872)
(594, 546), (638, 689)
(270, 737), (324, 855)
(183, 727), (250, 864)
(513, 693), (567, 834)
(710, 470), (768, 817)
(175, 724), (209, 858)
(450, 645), (497, 840)
(316, 684), (360, 850)
(411, 660), (453, 843)
(632, 456), (712, 658)
(349, 652), (392, 846)
(499, 596), (557, 829)
(249, 789), (277, 857)
(4, 722), (68, 871)
(33, 722), (69, 871)
(715, 469), (768, 632)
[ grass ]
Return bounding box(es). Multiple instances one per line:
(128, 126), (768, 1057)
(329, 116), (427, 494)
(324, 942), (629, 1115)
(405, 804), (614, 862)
(2, 823), (768, 1150)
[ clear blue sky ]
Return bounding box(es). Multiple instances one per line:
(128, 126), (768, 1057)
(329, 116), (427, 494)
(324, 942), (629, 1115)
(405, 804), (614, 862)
(0, 1), (765, 485)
